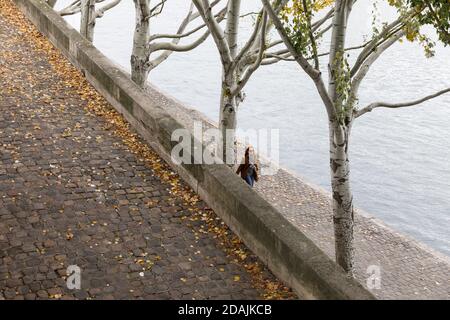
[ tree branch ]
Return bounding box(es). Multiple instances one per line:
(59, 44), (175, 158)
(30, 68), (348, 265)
(350, 9), (419, 77)
(192, 0), (233, 66)
(231, 10), (268, 96)
(261, 0), (335, 120)
(149, 5), (226, 42)
(91, 0), (121, 22)
(350, 29), (405, 102)
(260, 0), (318, 79)
(355, 87), (450, 118)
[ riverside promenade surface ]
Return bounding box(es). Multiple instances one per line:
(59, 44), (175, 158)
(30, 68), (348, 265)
(0, 3), (295, 300)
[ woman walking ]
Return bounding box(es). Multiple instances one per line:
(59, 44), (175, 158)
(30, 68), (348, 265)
(236, 146), (259, 187)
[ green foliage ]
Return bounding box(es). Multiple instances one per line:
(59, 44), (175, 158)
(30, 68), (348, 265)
(383, 0), (449, 57)
(280, 0), (333, 57)
(389, 0), (450, 46)
(409, 0), (450, 45)
(333, 51), (352, 124)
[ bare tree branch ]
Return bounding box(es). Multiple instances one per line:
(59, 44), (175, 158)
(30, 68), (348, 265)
(148, 5), (226, 42)
(350, 29), (405, 103)
(350, 9), (420, 77)
(91, 0), (121, 22)
(261, 0), (335, 119)
(355, 87), (450, 118)
(231, 11), (268, 96)
(311, 6), (334, 32)
(192, 0), (233, 66)
(149, 0), (167, 17)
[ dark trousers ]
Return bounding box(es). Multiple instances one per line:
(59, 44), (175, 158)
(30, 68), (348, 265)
(244, 174), (255, 187)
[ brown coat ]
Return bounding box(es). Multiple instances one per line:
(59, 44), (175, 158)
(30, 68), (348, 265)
(236, 163), (259, 182)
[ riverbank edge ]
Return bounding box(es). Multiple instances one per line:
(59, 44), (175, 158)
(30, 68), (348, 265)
(11, 0), (376, 299)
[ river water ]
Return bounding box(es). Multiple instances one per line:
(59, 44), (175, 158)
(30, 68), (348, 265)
(56, 0), (450, 256)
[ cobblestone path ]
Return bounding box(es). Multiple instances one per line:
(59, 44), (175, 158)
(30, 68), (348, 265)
(0, 3), (294, 300)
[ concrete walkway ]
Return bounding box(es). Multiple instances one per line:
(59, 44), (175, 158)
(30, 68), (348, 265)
(0, 3), (294, 300)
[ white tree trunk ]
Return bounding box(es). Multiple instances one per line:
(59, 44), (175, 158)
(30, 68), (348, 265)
(327, 0), (355, 275)
(218, 0), (241, 164)
(224, 0), (241, 58)
(328, 0), (349, 103)
(218, 74), (238, 164)
(329, 121), (354, 275)
(80, 0), (95, 42)
(131, 0), (151, 87)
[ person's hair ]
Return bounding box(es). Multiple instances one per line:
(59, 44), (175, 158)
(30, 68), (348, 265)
(244, 146), (256, 165)
(244, 147), (250, 164)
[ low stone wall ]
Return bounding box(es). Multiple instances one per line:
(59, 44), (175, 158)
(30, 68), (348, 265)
(13, 0), (375, 299)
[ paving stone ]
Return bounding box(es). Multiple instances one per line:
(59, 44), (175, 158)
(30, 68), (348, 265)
(36, 290), (48, 299)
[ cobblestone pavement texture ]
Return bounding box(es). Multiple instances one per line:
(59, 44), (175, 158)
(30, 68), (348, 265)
(0, 6), (295, 300)
(256, 169), (450, 299)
